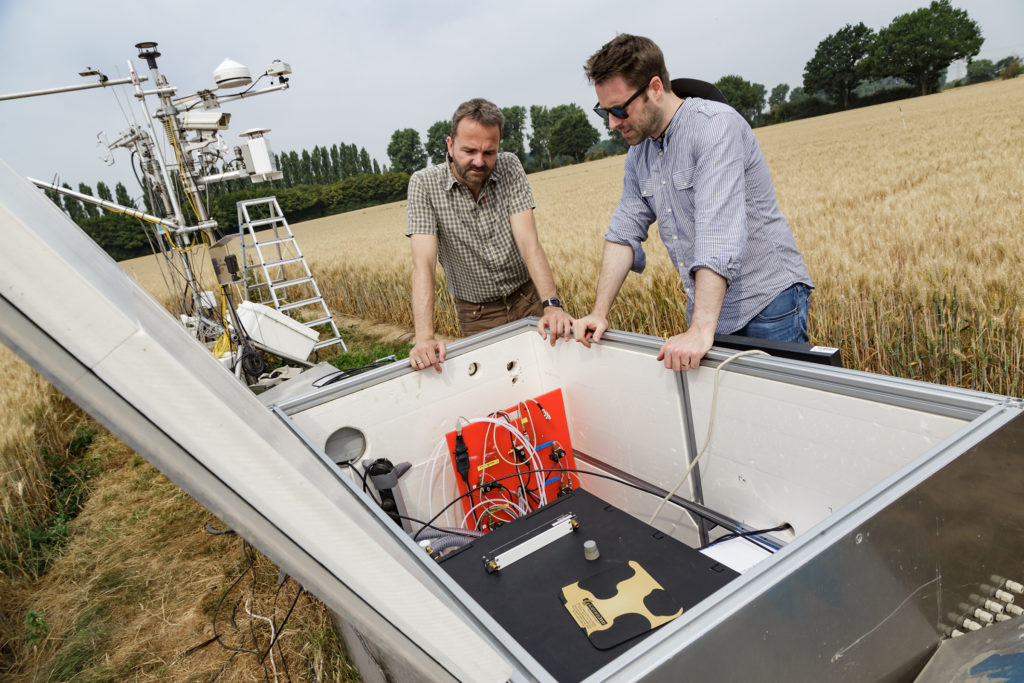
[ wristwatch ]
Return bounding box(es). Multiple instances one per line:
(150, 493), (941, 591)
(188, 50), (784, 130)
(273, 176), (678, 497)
(541, 297), (563, 309)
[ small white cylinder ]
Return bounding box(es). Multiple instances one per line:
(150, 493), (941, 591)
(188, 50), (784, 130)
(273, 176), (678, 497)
(973, 609), (994, 624)
(984, 599), (1004, 614)
(1005, 580), (1024, 594)
(961, 618), (982, 631)
(583, 539), (600, 561)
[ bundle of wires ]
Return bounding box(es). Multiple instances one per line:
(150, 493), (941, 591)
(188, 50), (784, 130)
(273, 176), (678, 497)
(418, 415), (549, 535)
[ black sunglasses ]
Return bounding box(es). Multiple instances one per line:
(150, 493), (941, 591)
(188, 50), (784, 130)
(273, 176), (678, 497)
(593, 79), (651, 121)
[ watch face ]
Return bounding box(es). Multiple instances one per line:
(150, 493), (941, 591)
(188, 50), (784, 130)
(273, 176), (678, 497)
(544, 297), (562, 308)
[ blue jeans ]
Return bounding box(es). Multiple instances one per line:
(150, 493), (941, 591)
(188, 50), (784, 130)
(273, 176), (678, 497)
(732, 283), (811, 343)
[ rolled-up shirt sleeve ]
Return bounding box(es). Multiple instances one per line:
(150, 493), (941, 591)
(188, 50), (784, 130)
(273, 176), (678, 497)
(405, 171), (436, 237)
(504, 155), (536, 215)
(689, 113), (747, 283)
(605, 152), (656, 273)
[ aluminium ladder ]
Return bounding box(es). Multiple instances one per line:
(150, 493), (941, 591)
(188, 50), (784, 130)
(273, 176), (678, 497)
(237, 197), (346, 353)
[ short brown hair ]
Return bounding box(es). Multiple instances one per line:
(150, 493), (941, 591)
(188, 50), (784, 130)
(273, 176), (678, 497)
(451, 98), (504, 138)
(584, 34), (670, 90)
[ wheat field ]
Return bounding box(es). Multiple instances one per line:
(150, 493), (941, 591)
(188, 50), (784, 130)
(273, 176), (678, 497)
(123, 77), (1024, 395)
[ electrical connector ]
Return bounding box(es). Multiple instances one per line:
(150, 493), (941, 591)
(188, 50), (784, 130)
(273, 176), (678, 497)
(982, 599), (1004, 614)
(512, 444), (527, 463)
(550, 447), (566, 463)
(973, 609), (994, 624)
(454, 432), (470, 483)
(488, 517), (505, 530)
(960, 618), (982, 631)
(990, 576), (1024, 594)
(959, 602), (995, 625)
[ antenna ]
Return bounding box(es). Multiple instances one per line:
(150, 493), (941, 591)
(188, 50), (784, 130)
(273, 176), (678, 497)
(3, 41), (294, 351)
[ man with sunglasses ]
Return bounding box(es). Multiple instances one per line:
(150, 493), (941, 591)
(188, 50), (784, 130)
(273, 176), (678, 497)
(406, 98), (572, 373)
(574, 34), (813, 372)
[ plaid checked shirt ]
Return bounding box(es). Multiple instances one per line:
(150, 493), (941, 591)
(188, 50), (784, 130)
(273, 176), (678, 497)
(406, 153), (535, 303)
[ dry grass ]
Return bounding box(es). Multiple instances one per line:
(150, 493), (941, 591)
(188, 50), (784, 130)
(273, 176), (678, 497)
(0, 345), (356, 681)
(131, 77), (1024, 394)
(0, 345), (58, 565)
(6, 444), (354, 681)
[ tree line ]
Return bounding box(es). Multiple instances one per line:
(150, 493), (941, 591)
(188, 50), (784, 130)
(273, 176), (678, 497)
(729, 0), (1018, 127)
(385, 103), (607, 176)
(200, 140), (407, 230)
(42, 181), (152, 261)
(44, 139), (400, 261)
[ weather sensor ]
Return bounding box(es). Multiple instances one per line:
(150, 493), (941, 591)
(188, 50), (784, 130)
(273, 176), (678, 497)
(213, 58), (252, 89)
(266, 60), (291, 77)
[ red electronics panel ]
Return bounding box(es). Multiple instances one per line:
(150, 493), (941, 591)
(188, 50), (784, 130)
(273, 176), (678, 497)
(445, 388), (579, 532)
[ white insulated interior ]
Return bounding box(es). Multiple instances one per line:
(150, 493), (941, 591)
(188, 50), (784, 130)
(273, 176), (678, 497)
(286, 328), (968, 550)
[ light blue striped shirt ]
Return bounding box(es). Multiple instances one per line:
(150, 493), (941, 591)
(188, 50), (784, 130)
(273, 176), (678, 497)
(607, 97), (812, 333)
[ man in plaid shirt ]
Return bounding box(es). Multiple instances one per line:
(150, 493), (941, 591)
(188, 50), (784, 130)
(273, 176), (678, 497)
(406, 98), (572, 373)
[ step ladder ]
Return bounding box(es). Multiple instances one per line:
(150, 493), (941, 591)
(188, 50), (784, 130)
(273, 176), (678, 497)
(237, 197), (347, 354)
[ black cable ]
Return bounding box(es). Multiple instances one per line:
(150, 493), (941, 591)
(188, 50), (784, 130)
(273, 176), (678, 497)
(699, 523), (792, 551)
(208, 651), (237, 682)
(207, 538), (309, 681)
(277, 638), (292, 683)
(313, 357), (399, 387)
(184, 73), (269, 116)
(130, 149), (148, 197)
(473, 479), (520, 528)
(360, 464), (381, 505)
(211, 540), (262, 658)
(260, 581), (304, 667)
(413, 466), (684, 541)
(240, 345), (268, 378)
(452, 431), (477, 526)
(394, 514), (480, 538)
(241, 542), (272, 683)
(267, 577), (295, 683)
(235, 72), (269, 97)
(134, 152), (163, 228)
(205, 520), (235, 535)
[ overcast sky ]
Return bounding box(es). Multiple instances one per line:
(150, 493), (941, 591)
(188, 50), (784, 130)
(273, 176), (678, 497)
(1, 0), (1020, 198)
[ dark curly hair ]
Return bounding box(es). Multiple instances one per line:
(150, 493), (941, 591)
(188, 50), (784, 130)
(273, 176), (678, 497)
(584, 34), (670, 90)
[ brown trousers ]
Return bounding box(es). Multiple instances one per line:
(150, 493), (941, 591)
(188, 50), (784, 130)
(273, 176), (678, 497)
(453, 280), (543, 337)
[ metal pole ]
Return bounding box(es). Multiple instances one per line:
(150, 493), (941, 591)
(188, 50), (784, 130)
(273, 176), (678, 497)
(128, 61), (186, 228)
(0, 75), (147, 101)
(29, 178), (182, 231)
(215, 83), (289, 104)
(128, 60), (208, 324)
